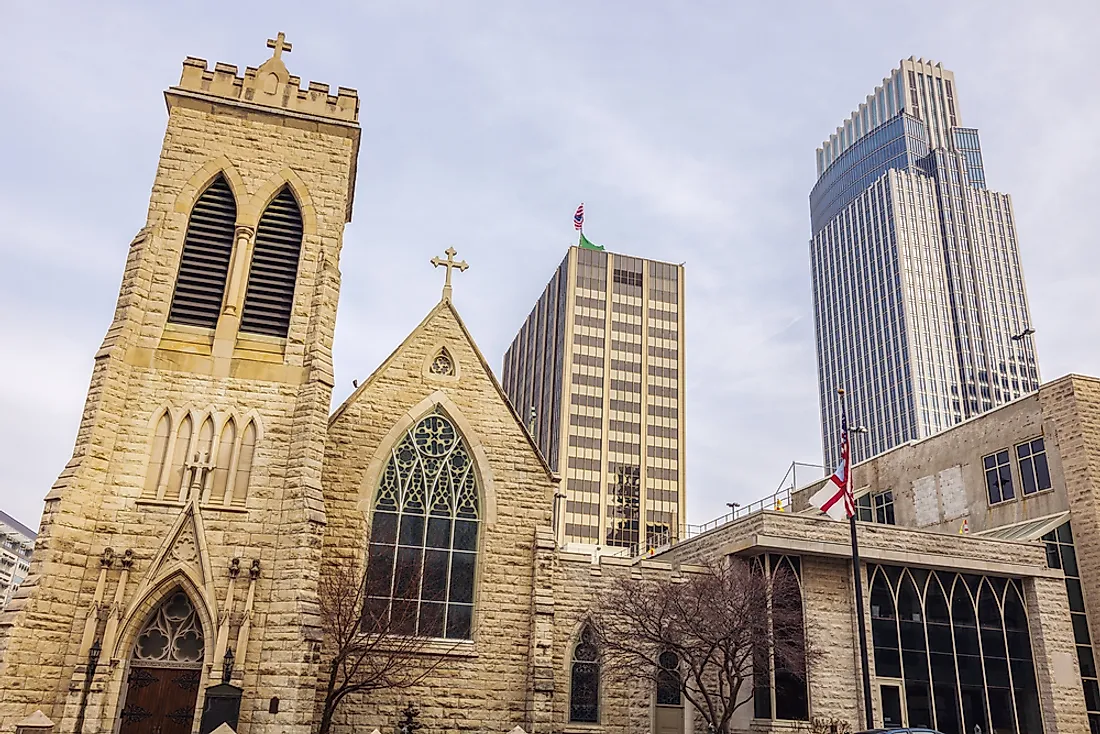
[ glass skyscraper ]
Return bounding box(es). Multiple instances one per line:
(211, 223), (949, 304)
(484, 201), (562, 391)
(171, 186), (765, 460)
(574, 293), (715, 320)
(502, 246), (685, 551)
(810, 57), (1040, 468)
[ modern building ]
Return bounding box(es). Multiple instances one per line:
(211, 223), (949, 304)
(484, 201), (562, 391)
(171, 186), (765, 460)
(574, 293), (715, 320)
(809, 57), (1040, 469)
(792, 373), (1100, 731)
(501, 245), (686, 551)
(0, 511), (35, 609)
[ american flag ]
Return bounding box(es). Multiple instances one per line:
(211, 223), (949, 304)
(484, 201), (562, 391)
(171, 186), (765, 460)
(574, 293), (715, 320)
(573, 203), (585, 231)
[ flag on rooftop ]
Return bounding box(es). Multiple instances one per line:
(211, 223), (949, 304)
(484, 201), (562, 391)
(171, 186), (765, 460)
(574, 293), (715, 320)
(573, 203), (585, 230)
(579, 232), (605, 252)
(809, 417), (854, 521)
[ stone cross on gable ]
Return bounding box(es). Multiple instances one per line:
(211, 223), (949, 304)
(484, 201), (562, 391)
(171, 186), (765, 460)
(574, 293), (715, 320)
(431, 247), (469, 302)
(266, 32), (292, 60)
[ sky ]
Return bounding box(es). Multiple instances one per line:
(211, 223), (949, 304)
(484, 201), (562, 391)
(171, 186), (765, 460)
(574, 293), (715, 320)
(1, 2), (1098, 532)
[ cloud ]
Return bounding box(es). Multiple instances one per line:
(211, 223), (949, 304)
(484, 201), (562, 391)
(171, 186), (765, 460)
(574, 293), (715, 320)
(1, 1), (1097, 533)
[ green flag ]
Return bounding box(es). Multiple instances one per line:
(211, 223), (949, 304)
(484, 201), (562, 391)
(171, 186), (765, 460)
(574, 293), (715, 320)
(579, 232), (605, 251)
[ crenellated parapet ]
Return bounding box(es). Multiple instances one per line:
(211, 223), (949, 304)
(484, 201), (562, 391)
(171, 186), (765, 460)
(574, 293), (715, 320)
(171, 32), (358, 124)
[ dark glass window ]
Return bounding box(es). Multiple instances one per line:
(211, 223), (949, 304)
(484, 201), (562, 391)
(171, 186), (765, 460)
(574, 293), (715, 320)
(570, 626), (600, 723)
(363, 412), (480, 639)
(869, 566), (1042, 733)
(1045, 520), (1100, 719)
(754, 555), (808, 721)
(656, 651), (682, 706)
(856, 493), (873, 522)
(874, 490), (896, 525)
(168, 175), (237, 328)
(984, 450), (1014, 504)
(1016, 438), (1052, 495)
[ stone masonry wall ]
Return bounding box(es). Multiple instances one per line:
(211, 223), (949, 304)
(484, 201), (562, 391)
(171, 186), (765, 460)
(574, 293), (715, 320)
(318, 302), (557, 733)
(658, 511), (1087, 732)
(0, 53), (359, 734)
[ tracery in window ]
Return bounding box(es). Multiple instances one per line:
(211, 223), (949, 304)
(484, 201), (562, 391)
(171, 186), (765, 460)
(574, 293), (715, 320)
(753, 554), (808, 722)
(429, 347), (455, 376)
(364, 412), (480, 639)
(868, 565), (1042, 734)
(570, 625), (600, 723)
(656, 650), (682, 706)
(132, 589), (205, 668)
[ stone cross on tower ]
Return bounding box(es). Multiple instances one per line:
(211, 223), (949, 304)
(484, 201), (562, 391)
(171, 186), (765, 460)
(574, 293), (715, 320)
(431, 247), (469, 302)
(266, 32), (292, 60)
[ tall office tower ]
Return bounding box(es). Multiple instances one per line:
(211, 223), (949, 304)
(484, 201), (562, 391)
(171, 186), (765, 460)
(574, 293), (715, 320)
(502, 245), (685, 551)
(810, 57), (1040, 468)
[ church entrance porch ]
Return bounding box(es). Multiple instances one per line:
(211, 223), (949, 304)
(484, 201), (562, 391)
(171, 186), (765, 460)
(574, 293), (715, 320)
(119, 589), (205, 734)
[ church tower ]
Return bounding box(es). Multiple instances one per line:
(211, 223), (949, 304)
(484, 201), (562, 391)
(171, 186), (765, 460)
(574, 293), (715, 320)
(0, 35), (359, 734)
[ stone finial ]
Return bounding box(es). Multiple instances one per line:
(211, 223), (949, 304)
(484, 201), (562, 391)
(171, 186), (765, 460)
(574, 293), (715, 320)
(120, 548), (134, 568)
(211, 724), (237, 734)
(431, 247), (469, 302)
(100, 547), (115, 568)
(229, 557), (241, 578)
(15, 710), (54, 734)
(250, 559), (261, 579)
(369, 730), (382, 734)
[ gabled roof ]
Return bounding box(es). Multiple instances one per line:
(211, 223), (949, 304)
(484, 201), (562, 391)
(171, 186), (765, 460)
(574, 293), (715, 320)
(329, 298), (555, 481)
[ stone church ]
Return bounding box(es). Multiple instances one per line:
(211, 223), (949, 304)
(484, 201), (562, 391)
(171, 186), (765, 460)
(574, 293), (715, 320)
(0, 36), (1093, 734)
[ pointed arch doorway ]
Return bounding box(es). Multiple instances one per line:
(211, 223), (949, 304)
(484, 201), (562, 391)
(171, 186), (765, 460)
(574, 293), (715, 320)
(118, 588), (205, 734)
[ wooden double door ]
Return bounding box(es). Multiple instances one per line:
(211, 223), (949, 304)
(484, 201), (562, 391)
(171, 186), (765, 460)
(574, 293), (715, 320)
(119, 665), (202, 734)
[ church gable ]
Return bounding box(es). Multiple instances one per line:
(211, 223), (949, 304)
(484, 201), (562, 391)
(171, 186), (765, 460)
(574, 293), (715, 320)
(326, 297), (555, 522)
(319, 293), (556, 717)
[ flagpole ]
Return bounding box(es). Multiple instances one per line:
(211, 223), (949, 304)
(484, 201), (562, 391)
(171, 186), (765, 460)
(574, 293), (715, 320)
(840, 386), (875, 729)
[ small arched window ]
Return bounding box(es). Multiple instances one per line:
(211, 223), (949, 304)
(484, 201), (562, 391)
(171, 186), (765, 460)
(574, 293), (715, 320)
(656, 650), (682, 706)
(143, 411), (171, 498)
(570, 625), (600, 723)
(363, 412), (480, 639)
(168, 175), (237, 329)
(240, 186), (303, 337)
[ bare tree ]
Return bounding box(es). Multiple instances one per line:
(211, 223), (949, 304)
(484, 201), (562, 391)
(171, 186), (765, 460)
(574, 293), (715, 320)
(316, 558), (457, 734)
(592, 556), (811, 734)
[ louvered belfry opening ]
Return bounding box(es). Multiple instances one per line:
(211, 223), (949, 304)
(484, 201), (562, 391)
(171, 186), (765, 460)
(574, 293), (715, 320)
(168, 175), (237, 328)
(240, 186), (303, 337)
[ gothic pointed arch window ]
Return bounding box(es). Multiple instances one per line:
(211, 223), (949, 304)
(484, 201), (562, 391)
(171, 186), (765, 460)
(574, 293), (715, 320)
(168, 175), (237, 329)
(570, 625), (600, 723)
(363, 411), (480, 639)
(132, 589), (205, 667)
(240, 186), (303, 337)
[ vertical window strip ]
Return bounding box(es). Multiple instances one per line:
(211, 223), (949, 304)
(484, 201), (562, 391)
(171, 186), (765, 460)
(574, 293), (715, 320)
(240, 187), (303, 337)
(168, 176), (236, 329)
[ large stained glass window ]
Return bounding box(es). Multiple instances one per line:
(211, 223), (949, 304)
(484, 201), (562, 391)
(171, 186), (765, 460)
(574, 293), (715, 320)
(869, 565), (1041, 734)
(363, 412), (480, 639)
